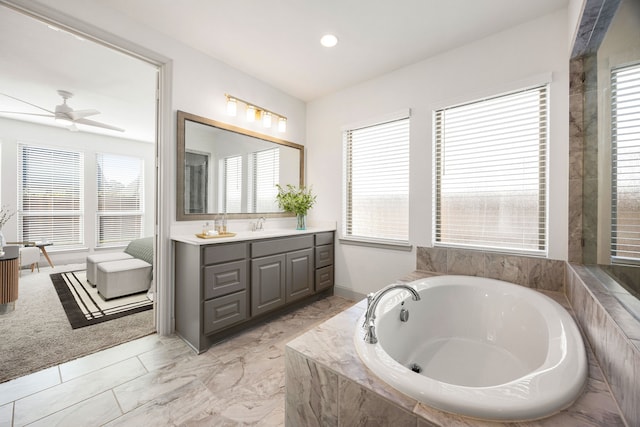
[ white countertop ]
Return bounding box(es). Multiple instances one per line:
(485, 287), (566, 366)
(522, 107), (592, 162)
(171, 226), (336, 246)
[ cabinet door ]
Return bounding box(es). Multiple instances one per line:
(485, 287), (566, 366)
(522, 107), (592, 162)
(251, 254), (286, 316)
(286, 248), (313, 303)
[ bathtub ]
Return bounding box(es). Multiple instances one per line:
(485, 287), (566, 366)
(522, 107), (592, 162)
(354, 275), (588, 421)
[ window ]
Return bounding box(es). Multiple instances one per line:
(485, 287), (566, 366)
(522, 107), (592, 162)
(434, 86), (548, 253)
(343, 116), (410, 243)
(251, 148), (279, 212)
(18, 144), (84, 248)
(611, 63), (640, 263)
(96, 153), (144, 247)
(223, 155), (242, 213)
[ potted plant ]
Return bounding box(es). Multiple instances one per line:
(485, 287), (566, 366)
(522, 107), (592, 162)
(275, 184), (316, 230)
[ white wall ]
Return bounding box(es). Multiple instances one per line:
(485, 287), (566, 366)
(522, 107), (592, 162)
(306, 9), (570, 297)
(0, 117), (155, 264)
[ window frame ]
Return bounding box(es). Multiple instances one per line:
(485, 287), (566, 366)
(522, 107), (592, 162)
(433, 85), (549, 255)
(341, 112), (411, 250)
(610, 61), (640, 265)
(18, 143), (85, 249)
(95, 152), (145, 248)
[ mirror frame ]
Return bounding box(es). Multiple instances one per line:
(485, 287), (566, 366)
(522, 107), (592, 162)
(176, 110), (304, 221)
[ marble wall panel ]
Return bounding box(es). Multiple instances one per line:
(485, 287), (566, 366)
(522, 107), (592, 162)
(338, 377), (417, 427)
(415, 247), (565, 291)
(284, 346), (338, 427)
(566, 265), (640, 426)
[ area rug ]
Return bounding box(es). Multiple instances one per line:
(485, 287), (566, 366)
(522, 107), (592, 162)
(50, 270), (152, 329)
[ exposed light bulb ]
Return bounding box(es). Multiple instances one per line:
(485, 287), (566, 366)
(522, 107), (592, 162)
(278, 117), (287, 133)
(226, 97), (237, 116)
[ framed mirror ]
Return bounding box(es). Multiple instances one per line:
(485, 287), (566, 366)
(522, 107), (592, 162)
(177, 110), (304, 221)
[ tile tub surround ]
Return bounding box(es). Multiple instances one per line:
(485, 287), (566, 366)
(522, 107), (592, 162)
(566, 264), (640, 426)
(285, 271), (625, 426)
(415, 246), (565, 292)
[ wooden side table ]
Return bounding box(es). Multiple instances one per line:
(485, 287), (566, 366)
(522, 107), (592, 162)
(0, 246), (20, 314)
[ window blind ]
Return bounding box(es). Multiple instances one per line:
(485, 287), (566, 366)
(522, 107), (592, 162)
(224, 155), (242, 213)
(611, 63), (640, 262)
(434, 86), (547, 253)
(18, 144), (84, 248)
(96, 153), (143, 247)
(252, 148), (279, 212)
(343, 117), (410, 242)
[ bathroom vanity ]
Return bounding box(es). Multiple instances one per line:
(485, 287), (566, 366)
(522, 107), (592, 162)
(173, 228), (335, 353)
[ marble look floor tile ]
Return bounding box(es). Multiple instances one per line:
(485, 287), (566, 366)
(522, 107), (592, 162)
(13, 357), (146, 426)
(0, 366), (60, 406)
(26, 390), (122, 427)
(0, 402), (12, 427)
(136, 336), (195, 372)
(105, 380), (217, 426)
(59, 333), (160, 382)
(113, 359), (203, 413)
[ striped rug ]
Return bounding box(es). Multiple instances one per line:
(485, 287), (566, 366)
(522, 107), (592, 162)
(50, 270), (153, 329)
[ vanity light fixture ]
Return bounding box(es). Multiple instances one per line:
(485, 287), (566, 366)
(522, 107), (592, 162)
(262, 111), (272, 128)
(278, 117), (287, 132)
(226, 96), (237, 116)
(246, 105), (257, 122)
(224, 93), (287, 132)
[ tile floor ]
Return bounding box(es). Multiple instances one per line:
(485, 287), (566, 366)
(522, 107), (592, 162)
(0, 295), (354, 426)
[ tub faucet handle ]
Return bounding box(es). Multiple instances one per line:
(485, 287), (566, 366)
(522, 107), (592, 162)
(363, 293), (376, 328)
(364, 320), (378, 344)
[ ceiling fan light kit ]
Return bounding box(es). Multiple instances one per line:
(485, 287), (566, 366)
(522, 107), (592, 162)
(0, 89), (124, 132)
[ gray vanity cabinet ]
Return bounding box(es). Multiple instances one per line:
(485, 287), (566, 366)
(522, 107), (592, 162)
(251, 235), (314, 316)
(175, 231), (334, 353)
(315, 232), (335, 291)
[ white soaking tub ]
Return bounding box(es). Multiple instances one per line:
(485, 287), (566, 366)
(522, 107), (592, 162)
(354, 275), (587, 422)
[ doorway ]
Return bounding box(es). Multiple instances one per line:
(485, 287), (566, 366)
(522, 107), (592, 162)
(0, 3), (164, 382)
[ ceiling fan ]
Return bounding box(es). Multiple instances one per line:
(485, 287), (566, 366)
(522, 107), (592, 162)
(0, 89), (124, 132)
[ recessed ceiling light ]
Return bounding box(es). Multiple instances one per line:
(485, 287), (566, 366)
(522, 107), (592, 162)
(320, 34), (338, 48)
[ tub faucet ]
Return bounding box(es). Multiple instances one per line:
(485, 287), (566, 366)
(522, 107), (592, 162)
(362, 283), (420, 344)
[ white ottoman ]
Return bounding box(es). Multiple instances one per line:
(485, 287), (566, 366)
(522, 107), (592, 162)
(86, 252), (134, 286)
(97, 258), (152, 300)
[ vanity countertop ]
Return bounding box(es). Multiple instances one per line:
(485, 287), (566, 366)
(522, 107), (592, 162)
(171, 226), (336, 246)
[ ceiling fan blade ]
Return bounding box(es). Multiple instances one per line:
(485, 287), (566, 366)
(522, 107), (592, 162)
(74, 117), (124, 132)
(0, 111), (55, 118)
(0, 92), (55, 115)
(68, 109), (100, 120)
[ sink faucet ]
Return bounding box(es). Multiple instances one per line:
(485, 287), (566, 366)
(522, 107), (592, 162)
(362, 283), (420, 344)
(253, 217), (266, 231)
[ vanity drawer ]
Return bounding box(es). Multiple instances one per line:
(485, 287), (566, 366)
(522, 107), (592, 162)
(203, 260), (247, 300)
(315, 265), (334, 291)
(251, 235), (314, 258)
(315, 232), (334, 246)
(315, 244), (334, 269)
(202, 242), (247, 265)
(203, 290), (247, 334)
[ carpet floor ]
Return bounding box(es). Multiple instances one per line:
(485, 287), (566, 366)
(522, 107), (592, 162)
(0, 264), (155, 383)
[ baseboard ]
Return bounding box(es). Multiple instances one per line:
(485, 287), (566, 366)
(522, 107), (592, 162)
(333, 285), (366, 302)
